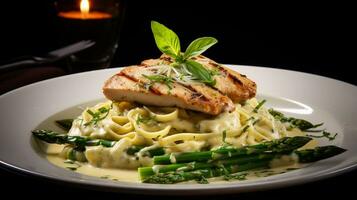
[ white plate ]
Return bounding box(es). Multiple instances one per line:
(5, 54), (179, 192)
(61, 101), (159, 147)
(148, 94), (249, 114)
(1, 65), (356, 194)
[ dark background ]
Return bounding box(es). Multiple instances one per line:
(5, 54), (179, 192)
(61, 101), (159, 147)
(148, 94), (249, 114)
(0, 0), (356, 198)
(0, 1), (355, 84)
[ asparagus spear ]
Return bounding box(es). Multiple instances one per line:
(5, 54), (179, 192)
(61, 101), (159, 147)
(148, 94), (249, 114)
(268, 109), (323, 131)
(32, 129), (165, 156)
(295, 145), (346, 163)
(142, 145), (346, 184)
(139, 154), (274, 179)
(33, 129), (116, 151)
(154, 136), (312, 164)
(126, 145), (166, 157)
(143, 160), (271, 184)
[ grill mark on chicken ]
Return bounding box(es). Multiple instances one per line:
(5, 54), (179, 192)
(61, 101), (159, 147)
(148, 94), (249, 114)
(119, 72), (163, 96)
(207, 61), (243, 85)
(208, 62), (228, 76)
(181, 84), (210, 102)
(227, 74), (243, 85)
(161, 56), (173, 62)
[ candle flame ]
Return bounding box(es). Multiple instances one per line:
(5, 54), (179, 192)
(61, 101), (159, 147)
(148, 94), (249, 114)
(80, 0), (90, 14)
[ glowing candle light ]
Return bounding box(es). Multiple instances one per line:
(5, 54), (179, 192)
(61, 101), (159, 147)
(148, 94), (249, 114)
(58, 0), (111, 20)
(80, 0), (90, 14)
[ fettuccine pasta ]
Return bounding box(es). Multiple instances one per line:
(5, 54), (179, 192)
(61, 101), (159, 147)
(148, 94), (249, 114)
(65, 98), (305, 169)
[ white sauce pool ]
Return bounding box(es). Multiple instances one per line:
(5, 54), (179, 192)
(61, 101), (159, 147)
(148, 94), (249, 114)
(36, 98), (315, 184)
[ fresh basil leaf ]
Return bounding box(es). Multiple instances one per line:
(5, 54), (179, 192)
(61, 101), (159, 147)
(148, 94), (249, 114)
(184, 37), (218, 59)
(151, 21), (181, 59)
(185, 59), (216, 86)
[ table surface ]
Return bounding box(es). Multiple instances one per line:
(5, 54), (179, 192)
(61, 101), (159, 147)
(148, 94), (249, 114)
(1, 65), (356, 198)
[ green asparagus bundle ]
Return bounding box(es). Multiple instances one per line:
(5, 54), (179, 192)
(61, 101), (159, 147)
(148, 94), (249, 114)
(139, 154), (275, 178)
(140, 141), (346, 184)
(33, 130), (346, 184)
(32, 129), (164, 156)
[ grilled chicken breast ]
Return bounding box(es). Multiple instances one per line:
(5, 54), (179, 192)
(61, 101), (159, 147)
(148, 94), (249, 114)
(103, 55), (256, 115)
(103, 66), (235, 115)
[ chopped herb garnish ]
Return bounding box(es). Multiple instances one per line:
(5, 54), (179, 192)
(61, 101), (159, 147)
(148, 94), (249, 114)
(223, 172), (248, 181)
(136, 114), (157, 125)
(222, 130), (227, 143)
(268, 109), (285, 120)
(84, 104), (112, 126)
(195, 176), (209, 184)
(307, 131), (337, 141)
(126, 145), (145, 155)
(68, 149), (77, 161)
(242, 125), (249, 133)
(64, 160), (75, 164)
(64, 159), (81, 169)
(143, 74), (174, 90)
(253, 99), (267, 113)
(76, 118), (84, 126)
(252, 119), (260, 125)
(268, 109), (323, 131)
(290, 120), (323, 131)
(66, 167), (78, 171)
(210, 68), (221, 76)
(246, 116), (254, 122)
(304, 129), (326, 133)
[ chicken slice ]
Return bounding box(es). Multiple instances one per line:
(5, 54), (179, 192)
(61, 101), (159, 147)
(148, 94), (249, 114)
(103, 66), (235, 115)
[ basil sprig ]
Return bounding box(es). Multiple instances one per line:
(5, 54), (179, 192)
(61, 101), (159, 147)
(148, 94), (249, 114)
(185, 60), (216, 86)
(143, 74), (174, 90)
(151, 21), (181, 59)
(184, 37), (218, 60)
(151, 21), (218, 86)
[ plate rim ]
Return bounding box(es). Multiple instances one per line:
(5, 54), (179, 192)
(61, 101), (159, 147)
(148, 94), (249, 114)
(1, 64), (356, 194)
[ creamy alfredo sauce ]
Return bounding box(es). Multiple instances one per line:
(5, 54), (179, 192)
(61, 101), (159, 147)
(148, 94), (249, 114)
(36, 99), (316, 184)
(43, 141), (314, 184)
(46, 144), (305, 184)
